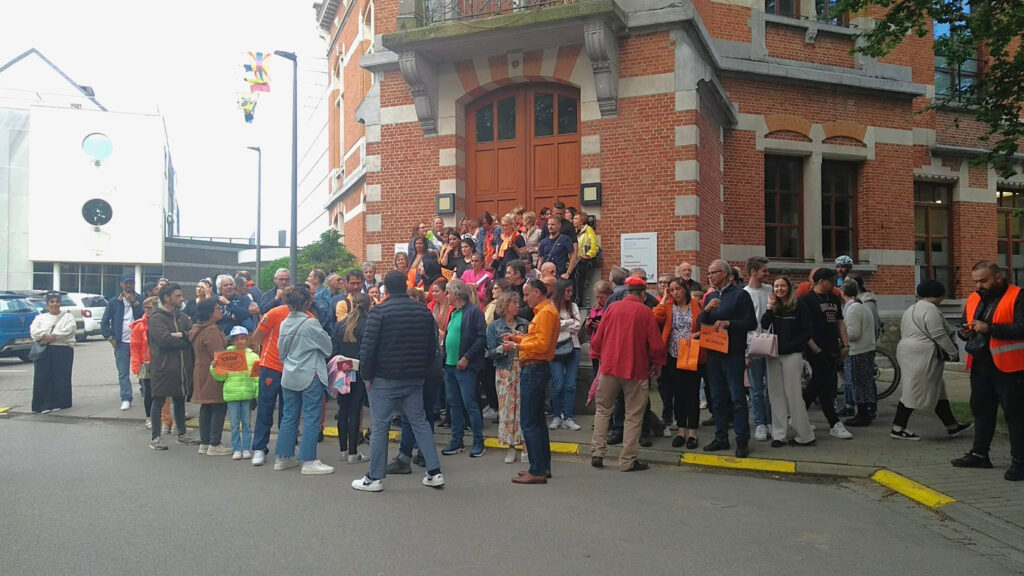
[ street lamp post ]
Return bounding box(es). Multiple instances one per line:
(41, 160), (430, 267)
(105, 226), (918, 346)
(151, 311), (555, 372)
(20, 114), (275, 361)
(246, 145), (262, 288)
(274, 50), (298, 284)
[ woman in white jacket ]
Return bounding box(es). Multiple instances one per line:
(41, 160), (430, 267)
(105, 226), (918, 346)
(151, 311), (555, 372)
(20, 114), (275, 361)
(840, 281), (877, 427)
(890, 280), (972, 440)
(29, 292), (76, 413)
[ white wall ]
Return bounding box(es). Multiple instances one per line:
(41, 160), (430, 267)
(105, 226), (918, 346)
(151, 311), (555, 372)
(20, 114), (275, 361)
(28, 106), (166, 264)
(0, 108), (32, 289)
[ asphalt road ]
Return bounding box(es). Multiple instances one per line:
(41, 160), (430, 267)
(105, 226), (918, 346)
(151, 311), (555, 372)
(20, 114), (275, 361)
(1, 417), (1018, 576)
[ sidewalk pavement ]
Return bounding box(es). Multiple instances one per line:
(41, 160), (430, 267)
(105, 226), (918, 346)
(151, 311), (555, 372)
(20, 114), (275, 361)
(1, 342), (1021, 556)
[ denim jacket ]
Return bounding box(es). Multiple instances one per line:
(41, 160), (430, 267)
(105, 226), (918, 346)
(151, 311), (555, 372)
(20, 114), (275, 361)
(486, 316), (529, 370)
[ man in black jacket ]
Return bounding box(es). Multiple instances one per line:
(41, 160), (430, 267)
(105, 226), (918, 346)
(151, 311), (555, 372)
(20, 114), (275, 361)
(102, 272), (143, 411)
(353, 271), (445, 492)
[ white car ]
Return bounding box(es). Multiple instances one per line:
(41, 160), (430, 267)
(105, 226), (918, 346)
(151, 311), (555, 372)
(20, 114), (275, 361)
(65, 293), (108, 341)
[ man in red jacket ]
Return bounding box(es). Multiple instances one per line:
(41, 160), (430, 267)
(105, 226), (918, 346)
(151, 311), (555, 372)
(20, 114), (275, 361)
(589, 276), (667, 471)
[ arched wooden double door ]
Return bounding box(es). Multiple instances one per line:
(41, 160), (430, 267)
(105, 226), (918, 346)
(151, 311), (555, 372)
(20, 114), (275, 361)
(467, 84), (580, 218)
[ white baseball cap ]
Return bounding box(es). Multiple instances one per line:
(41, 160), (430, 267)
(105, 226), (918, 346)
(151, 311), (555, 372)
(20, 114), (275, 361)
(228, 326), (249, 337)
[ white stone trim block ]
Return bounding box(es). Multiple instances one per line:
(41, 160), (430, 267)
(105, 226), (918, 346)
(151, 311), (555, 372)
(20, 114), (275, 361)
(581, 135), (601, 155)
(675, 125), (699, 147)
(619, 73), (674, 98)
(858, 249), (915, 266)
(675, 160), (700, 182)
(366, 244), (382, 262)
(365, 155), (381, 173)
(721, 244), (766, 261)
(674, 196), (700, 216)
(675, 230), (700, 252)
(365, 184), (381, 202)
(439, 148), (456, 167)
(380, 105), (418, 125)
(366, 214), (382, 233)
(581, 168), (601, 182)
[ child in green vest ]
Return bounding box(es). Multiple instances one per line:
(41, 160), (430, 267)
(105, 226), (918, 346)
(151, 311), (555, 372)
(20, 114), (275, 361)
(212, 326), (260, 459)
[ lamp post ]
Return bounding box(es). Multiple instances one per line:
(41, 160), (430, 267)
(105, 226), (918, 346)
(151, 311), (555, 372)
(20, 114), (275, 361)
(273, 49), (298, 283)
(246, 145), (262, 288)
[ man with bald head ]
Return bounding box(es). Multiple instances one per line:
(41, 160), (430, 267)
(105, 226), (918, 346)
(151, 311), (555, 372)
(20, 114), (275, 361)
(699, 259), (756, 458)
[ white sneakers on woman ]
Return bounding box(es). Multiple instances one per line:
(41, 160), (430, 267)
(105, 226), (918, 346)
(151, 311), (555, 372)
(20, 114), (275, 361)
(301, 460), (335, 475)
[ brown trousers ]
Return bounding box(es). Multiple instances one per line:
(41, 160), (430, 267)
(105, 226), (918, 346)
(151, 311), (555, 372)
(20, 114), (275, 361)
(591, 374), (648, 470)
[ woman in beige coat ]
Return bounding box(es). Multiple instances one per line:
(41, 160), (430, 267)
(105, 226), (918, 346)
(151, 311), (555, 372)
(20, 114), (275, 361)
(190, 299), (229, 455)
(891, 280), (972, 440)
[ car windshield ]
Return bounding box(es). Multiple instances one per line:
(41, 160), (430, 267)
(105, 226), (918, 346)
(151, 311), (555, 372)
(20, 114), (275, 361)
(0, 297), (34, 313)
(82, 296), (108, 307)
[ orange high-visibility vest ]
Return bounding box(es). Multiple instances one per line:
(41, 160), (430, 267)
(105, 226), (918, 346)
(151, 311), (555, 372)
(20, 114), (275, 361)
(965, 284), (1024, 372)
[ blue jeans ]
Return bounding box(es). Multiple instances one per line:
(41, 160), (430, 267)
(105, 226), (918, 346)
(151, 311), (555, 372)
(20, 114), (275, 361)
(747, 356), (770, 427)
(274, 376), (324, 462)
(550, 348), (580, 420)
(706, 353), (750, 443)
(253, 367), (283, 453)
(520, 363), (552, 477)
(399, 376), (439, 460)
(114, 342), (132, 402)
(227, 401), (252, 452)
(367, 377), (441, 480)
(444, 365), (484, 449)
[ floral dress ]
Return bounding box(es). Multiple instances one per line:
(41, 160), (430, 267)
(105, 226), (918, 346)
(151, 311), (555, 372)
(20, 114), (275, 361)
(486, 316), (528, 446)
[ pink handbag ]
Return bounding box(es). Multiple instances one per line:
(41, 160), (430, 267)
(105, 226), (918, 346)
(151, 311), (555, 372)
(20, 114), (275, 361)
(748, 326), (778, 358)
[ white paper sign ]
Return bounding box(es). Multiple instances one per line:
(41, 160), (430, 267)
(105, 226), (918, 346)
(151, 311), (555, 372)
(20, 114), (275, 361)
(620, 233), (658, 282)
(394, 243), (407, 256)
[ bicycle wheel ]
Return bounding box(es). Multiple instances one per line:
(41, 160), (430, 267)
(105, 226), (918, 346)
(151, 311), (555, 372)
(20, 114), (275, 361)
(873, 348), (900, 400)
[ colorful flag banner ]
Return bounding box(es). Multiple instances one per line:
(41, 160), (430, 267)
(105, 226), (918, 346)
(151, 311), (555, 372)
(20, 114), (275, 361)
(244, 52), (272, 93)
(238, 93), (258, 123)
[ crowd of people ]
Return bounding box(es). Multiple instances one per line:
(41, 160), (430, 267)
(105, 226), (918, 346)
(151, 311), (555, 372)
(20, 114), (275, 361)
(26, 205), (1023, 484)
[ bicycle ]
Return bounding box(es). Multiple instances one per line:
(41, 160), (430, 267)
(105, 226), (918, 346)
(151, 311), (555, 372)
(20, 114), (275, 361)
(799, 346), (901, 400)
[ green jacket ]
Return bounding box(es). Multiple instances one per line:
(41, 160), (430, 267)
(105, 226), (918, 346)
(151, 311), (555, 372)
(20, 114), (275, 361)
(210, 346), (259, 402)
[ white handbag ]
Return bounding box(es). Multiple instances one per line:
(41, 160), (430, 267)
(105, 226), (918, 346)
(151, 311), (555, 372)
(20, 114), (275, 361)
(748, 326), (778, 358)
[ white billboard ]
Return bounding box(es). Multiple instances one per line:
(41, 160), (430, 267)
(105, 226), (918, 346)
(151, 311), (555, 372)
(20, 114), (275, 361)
(28, 106), (166, 264)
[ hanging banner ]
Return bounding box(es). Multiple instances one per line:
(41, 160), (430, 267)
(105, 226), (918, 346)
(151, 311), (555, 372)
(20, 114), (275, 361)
(237, 93), (258, 123)
(244, 52), (272, 93)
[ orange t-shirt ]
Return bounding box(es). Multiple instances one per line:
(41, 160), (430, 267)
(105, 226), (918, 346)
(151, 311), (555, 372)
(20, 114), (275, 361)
(255, 305), (315, 373)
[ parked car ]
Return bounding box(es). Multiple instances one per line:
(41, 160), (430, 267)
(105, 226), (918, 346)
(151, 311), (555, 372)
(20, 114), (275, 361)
(0, 292), (39, 362)
(12, 291), (86, 342)
(66, 293), (107, 340)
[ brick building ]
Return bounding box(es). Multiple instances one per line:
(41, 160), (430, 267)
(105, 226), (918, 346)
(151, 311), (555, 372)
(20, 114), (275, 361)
(312, 0), (1024, 309)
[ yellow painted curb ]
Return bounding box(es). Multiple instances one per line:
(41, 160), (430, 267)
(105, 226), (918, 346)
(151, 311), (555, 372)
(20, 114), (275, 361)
(550, 441), (581, 454)
(680, 452), (796, 474)
(323, 426), (338, 437)
(483, 438), (515, 449)
(871, 469), (956, 509)
(0, 406), (10, 414)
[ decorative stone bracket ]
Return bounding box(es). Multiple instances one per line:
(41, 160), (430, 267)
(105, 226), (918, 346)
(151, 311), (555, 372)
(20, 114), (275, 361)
(583, 19), (618, 118)
(398, 50), (439, 136)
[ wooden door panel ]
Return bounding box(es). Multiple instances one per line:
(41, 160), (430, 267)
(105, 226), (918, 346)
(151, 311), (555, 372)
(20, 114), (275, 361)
(556, 141), (579, 189)
(496, 147), (520, 195)
(474, 149), (496, 196)
(532, 142), (556, 193)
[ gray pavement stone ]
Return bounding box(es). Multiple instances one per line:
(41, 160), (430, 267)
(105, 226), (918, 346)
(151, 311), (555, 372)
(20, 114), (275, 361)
(2, 341), (1022, 551)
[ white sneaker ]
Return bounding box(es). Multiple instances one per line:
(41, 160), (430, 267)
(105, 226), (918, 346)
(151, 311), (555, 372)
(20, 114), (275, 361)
(145, 418), (152, 430)
(242, 450), (253, 459)
(347, 452), (367, 464)
(562, 418), (582, 431)
(232, 451), (243, 460)
(207, 444), (233, 456)
(252, 450), (266, 466)
(666, 419), (678, 431)
(521, 451), (529, 464)
(548, 416), (562, 430)
(274, 456), (299, 471)
(423, 472), (445, 489)
(662, 426), (673, 438)
(120, 401), (131, 411)
(754, 424), (769, 441)
(339, 450), (349, 460)
(301, 459), (335, 475)
(504, 448), (518, 464)
(352, 476), (383, 492)
(830, 422), (853, 440)
(481, 406), (498, 419)
(810, 424), (817, 432)
(198, 444), (209, 455)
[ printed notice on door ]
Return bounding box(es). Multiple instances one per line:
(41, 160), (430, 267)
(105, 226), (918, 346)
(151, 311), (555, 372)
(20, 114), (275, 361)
(620, 233), (657, 282)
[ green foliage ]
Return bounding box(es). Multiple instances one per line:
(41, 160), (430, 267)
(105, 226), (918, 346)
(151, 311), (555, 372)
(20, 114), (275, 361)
(259, 229), (359, 289)
(837, 0), (1024, 177)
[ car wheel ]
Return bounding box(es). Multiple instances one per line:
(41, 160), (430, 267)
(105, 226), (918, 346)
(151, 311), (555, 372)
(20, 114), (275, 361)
(75, 333), (87, 343)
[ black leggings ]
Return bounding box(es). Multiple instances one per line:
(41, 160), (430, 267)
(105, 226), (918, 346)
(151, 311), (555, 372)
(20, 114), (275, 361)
(804, 353), (840, 427)
(140, 379), (152, 418)
(199, 403), (227, 446)
(661, 359), (701, 429)
(893, 400), (957, 429)
(336, 380), (366, 453)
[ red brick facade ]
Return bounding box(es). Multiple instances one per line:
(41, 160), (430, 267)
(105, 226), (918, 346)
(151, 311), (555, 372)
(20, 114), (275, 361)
(314, 0), (1020, 302)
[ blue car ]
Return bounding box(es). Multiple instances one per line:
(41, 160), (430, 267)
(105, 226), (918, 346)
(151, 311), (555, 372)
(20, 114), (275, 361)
(0, 292), (39, 362)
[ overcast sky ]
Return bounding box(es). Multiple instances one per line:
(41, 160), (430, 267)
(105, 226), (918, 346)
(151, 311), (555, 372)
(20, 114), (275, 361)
(1, 1), (330, 245)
